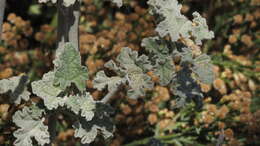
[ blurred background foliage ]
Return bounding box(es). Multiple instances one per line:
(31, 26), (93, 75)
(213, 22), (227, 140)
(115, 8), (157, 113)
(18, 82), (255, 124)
(0, 0), (259, 145)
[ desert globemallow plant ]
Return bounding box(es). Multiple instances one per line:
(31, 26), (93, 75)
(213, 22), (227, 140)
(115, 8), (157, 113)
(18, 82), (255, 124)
(0, 0), (214, 145)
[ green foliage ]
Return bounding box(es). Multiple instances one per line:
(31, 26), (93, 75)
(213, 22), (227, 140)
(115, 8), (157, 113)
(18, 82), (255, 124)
(53, 43), (88, 92)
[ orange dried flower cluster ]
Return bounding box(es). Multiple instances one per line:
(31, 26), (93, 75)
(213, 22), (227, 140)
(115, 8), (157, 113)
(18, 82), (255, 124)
(35, 24), (56, 45)
(79, 1), (155, 56)
(223, 45), (252, 66)
(2, 13), (32, 49)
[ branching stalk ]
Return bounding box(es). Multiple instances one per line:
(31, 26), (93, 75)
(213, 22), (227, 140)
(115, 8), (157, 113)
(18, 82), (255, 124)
(0, 0), (6, 40)
(57, 0), (80, 50)
(101, 88), (119, 103)
(48, 0), (81, 145)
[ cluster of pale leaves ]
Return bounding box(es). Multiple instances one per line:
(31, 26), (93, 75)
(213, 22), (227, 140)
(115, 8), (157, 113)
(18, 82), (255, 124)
(0, 43), (114, 146)
(38, 0), (123, 7)
(0, 0), (215, 145)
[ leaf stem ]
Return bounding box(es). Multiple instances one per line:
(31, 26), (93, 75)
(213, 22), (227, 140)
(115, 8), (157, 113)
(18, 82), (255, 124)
(123, 133), (183, 146)
(101, 88), (118, 103)
(47, 112), (57, 146)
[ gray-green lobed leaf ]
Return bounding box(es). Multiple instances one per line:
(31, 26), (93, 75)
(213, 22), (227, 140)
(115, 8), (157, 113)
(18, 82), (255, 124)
(147, 0), (214, 45)
(192, 54), (214, 84)
(95, 47), (154, 99)
(173, 47), (214, 84)
(38, 0), (76, 7)
(191, 12), (215, 45)
(154, 57), (175, 86)
(117, 48), (154, 98)
(116, 47), (153, 72)
(13, 104), (49, 146)
(93, 71), (125, 92)
(141, 37), (175, 85)
(31, 71), (65, 110)
(53, 43), (88, 92)
(110, 0), (123, 7)
(64, 93), (96, 121)
(0, 75), (30, 104)
(141, 37), (170, 62)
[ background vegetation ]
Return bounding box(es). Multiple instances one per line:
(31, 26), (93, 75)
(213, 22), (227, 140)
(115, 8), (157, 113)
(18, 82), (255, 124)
(0, 0), (259, 145)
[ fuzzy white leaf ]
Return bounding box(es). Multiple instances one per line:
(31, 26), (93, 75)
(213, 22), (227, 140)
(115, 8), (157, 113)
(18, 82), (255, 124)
(31, 71), (65, 110)
(73, 103), (114, 144)
(191, 12), (214, 45)
(63, 0), (76, 7)
(117, 47), (154, 99)
(38, 0), (76, 7)
(13, 105), (49, 146)
(192, 54), (214, 84)
(0, 75), (30, 104)
(111, 0), (123, 7)
(93, 71), (125, 92)
(65, 93), (95, 121)
(148, 0), (214, 45)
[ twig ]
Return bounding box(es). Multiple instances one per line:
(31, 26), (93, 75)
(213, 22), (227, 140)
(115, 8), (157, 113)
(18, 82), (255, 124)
(123, 133), (183, 146)
(0, 0), (6, 40)
(47, 112), (57, 146)
(101, 88), (118, 103)
(57, 0), (80, 50)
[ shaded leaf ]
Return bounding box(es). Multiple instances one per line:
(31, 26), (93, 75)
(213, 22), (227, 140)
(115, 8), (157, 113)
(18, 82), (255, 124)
(64, 93), (95, 121)
(93, 71), (125, 92)
(154, 57), (175, 85)
(103, 47), (154, 99)
(0, 75), (30, 104)
(116, 47), (152, 72)
(73, 103), (114, 144)
(38, 0), (76, 7)
(170, 65), (203, 108)
(110, 0), (123, 7)
(141, 37), (170, 62)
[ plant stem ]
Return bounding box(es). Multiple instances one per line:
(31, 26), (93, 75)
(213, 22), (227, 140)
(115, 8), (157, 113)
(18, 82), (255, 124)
(48, 0), (81, 145)
(101, 88), (118, 103)
(57, 0), (80, 50)
(123, 133), (183, 146)
(48, 113), (57, 146)
(0, 0), (6, 40)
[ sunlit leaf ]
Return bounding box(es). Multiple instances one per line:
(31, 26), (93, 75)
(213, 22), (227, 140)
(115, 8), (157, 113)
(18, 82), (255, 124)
(53, 43), (88, 92)
(31, 71), (65, 110)
(13, 105), (49, 146)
